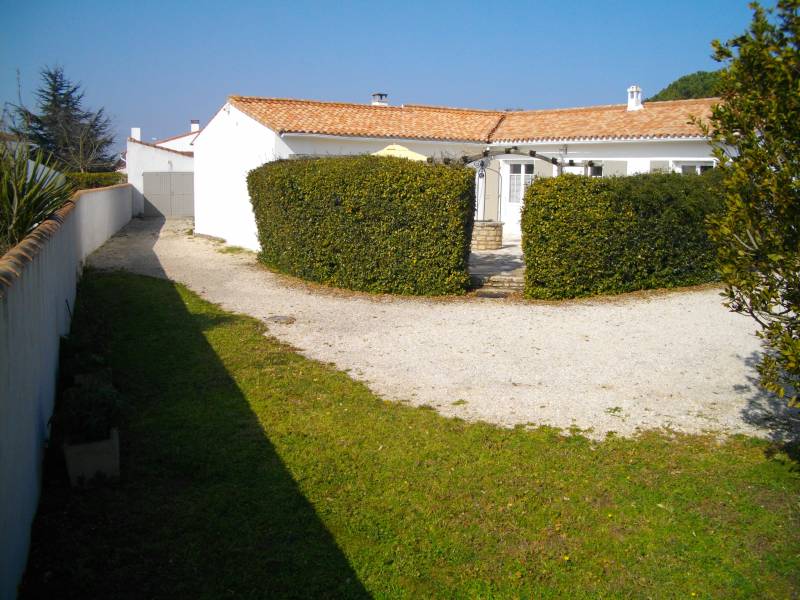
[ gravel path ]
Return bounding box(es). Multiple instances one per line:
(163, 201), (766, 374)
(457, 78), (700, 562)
(88, 218), (800, 441)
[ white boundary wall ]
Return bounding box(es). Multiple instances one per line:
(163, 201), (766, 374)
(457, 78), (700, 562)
(0, 184), (134, 600)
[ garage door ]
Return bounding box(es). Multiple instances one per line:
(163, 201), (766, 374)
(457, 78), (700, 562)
(143, 172), (194, 217)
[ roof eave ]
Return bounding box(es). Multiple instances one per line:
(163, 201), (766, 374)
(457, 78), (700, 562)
(489, 134), (710, 145)
(279, 131), (489, 145)
(127, 137), (195, 157)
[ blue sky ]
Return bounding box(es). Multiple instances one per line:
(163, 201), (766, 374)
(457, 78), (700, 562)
(1, 0), (755, 151)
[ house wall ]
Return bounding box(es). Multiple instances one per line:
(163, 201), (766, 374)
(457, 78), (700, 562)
(194, 103), (287, 250)
(193, 105), (715, 248)
(157, 133), (198, 152)
(0, 184), (134, 600)
(194, 104), (486, 251)
(486, 139), (715, 240)
(502, 139), (714, 175)
(126, 141), (194, 215)
(282, 135), (484, 161)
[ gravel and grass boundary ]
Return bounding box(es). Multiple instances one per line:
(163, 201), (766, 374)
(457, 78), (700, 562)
(20, 271), (800, 598)
(84, 218), (800, 441)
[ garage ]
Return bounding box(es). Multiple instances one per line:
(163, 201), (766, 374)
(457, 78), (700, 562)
(142, 172), (194, 217)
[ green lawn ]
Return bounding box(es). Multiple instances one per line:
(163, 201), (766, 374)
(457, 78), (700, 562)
(21, 272), (800, 599)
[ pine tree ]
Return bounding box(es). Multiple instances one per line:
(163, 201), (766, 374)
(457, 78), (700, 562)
(12, 67), (115, 172)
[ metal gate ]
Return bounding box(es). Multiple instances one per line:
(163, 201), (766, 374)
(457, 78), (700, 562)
(142, 172), (194, 217)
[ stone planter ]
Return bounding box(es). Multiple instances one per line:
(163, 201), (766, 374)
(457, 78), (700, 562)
(471, 220), (503, 250)
(63, 428), (120, 487)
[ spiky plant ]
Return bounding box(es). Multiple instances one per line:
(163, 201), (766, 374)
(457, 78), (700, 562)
(0, 141), (74, 254)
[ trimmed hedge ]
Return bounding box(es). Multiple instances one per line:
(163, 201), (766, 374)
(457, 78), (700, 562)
(65, 171), (126, 190)
(521, 171), (724, 299)
(248, 155), (475, 295)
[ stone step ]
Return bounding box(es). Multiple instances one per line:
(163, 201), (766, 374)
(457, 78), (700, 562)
(470, 273), (525, 292)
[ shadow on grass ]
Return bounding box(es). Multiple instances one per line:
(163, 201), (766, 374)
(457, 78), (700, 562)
(20, 218), (370, 599)
(739, 351), (800, 465)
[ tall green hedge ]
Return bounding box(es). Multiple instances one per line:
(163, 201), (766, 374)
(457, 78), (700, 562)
(248, 156), (475, 295)
(65, 171), (126, 190)
(521, 171), (724, 299)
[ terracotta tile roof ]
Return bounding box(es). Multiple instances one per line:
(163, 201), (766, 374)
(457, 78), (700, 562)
(492, 98), (717, 142)
(225, 96), (717, 144)
(127, 138), (194, 157)
(228, 96), (503, 142)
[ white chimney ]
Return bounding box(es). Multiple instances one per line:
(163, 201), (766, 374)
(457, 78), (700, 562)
(190, 119), (200, 133)
(627, 85), (643, 111)
(131, 127), (141, 141)
(371, 92), (389, 107)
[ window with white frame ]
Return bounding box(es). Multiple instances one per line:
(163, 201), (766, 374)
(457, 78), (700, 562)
(509, 163), (534, 203)
(679, 162), (715, 175)
(590, 164), (603, 177)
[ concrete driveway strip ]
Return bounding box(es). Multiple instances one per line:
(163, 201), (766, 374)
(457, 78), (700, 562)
(88, 218), (800, 441)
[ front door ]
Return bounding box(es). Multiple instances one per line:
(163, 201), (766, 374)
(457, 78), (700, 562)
(499, 162), (534, 239)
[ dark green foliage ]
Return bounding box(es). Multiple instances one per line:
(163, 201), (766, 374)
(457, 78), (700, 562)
(65, 171), (126, 190)
(51, 379), (124, 444)
(11, 67), (116, 172)
(248, 155), (475, 295)
(51, 302), (126, 444)
(521, 172), (724, 299)
(705, 1), (800, 405)
(647, 70), (723, 101)
(0, 142), (74, 254)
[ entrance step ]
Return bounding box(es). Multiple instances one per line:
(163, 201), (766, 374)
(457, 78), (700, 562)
(470, 273), (525, 292)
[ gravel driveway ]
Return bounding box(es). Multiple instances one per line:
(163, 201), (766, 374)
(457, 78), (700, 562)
(88, 218), (800, 441)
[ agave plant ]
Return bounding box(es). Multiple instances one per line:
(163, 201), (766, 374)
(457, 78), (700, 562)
(0, 141), (75, 254)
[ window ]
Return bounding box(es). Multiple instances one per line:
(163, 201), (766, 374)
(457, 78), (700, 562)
(590, 165), (603, 177)
(680, 163), (714, 175)
(509, 163), (534, 203)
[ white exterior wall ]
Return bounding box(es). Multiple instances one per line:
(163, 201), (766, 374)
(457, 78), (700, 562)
(194, 104), (485, 251)
(496, 139), (715, 170)
(156, 132), (198, 152)
(126, 141), (194, 215)
(282, 135), (484, 161)
(0, 185), (134, 600)
(194, 104), (288, 250)
(192, 104), (485, 251)
(194, 101), (715, 248)
(490, 139), (715, 239)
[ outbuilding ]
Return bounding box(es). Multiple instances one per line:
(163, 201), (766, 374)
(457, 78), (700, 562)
(125, 121), (200, 217)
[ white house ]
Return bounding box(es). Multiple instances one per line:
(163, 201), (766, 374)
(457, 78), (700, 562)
(125, 120), (200, 216)
(194, 88), (717, 248)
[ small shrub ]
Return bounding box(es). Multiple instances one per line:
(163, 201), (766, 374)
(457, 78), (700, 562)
(248, 155), (475, 295)
(0, 143), (75, 254)
(64, 171), (126, 190)
(52, 377), (125, 444)
(53, 314), (126, 444)
(521, 171), (724, 299)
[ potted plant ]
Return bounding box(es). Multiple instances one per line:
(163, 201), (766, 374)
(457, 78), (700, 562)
(53, 374), (125, 487)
